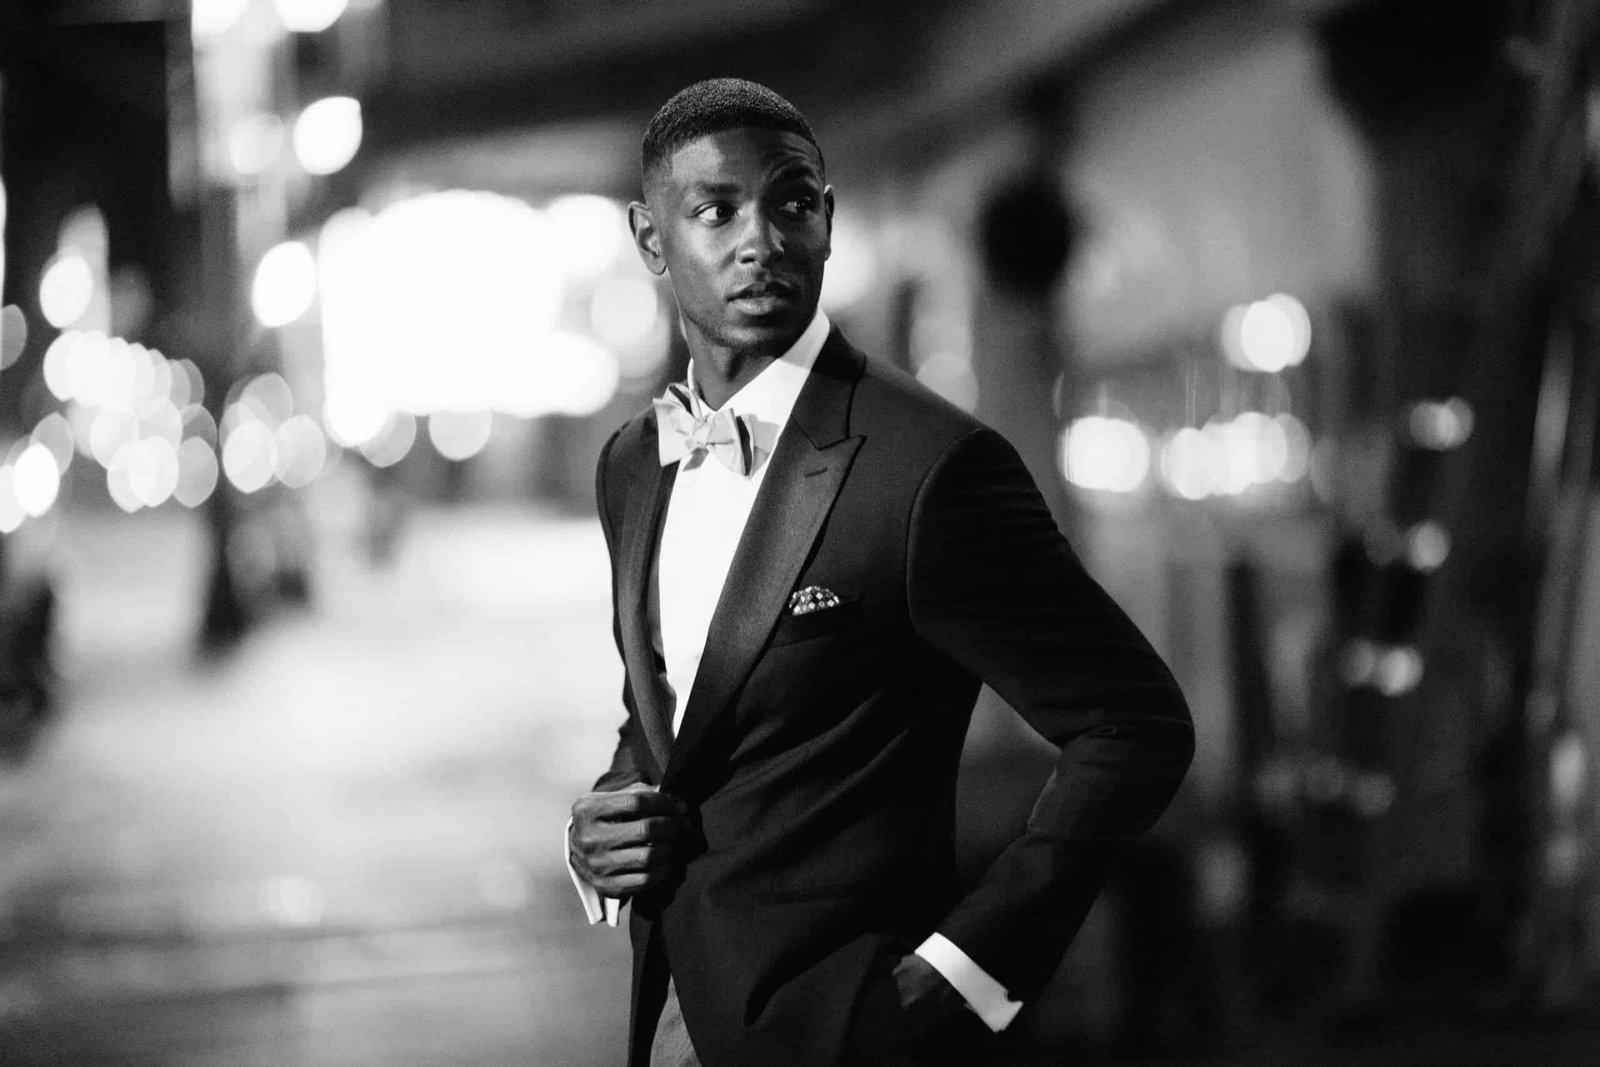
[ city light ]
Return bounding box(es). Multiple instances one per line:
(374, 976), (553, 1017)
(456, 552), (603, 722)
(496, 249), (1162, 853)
(39, 252), (94, 328)
(242, 372), (296, 424)
(428, 410), (494, 461)
(544, 195), (627, 277)
(89, 408), (139, 468)
(30, 413), (75, 473)
(1277, 413), (1312, 482)
(105, 446), (142, 513)
(1408, 397), (1473, 450)
(1061, 415), (1150, 493)
(1404, 521), (1451, 571)
(223, 420), (277, 493)
(175, 438), (221, 508)
(1374, 645), (1424, 696)
(359, 411), (417, 468)
(1222, 293), (1311, 373)
(321, 192), (613, 422)
(252, 241), (317, 328)
(12, 444), (60, 518)
(0, 468), (23, 534)
(0, 304), (25, 369)
(127, 438), (181, 508)
(293, 96), (363, 176)
(542, 333), (622, 417)
(192, 0), (249, 41)
(590, 275), (661, 353)
(1159, 426), (1217, 500)
(275, 0), (348, 33)
(228, 114), (285, 179)
(42, 332), (75, 401)
(274, 415), (329, 488)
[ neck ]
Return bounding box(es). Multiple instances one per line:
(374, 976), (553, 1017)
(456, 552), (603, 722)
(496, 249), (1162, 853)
(691, 345), (777, 411)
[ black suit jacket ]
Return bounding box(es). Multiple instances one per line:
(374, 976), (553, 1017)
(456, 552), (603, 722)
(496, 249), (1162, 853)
(592, 327), (1193, 1067)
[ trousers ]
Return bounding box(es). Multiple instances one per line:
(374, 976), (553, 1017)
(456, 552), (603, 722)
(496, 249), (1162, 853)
(649, 978), (702, 1067)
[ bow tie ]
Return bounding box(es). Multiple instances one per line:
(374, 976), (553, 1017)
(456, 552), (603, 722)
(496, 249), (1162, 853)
(653, 382), (758, 476)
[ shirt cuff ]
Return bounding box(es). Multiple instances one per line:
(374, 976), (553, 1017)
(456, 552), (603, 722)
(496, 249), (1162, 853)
(565, 818), (621, 927)
(914, 932), (1023, 1032)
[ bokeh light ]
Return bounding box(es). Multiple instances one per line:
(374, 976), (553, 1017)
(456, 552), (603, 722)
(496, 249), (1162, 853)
(223, 420), (277, 493)
(228, 113), (285, 178)
(0, 467), (24, 533)
(1222, 293), (1311, 373)
(1159, 426), (1217, 500)
(1374, 645), (1424, 696)
(1061, 415), (1150, 493)
(192, 0), (248, 40)
(40, 252), (94, 329)
(253, 241), (318, 328)
(590, 276), (661, 352)
(273, 415), (329, 488)
(30, 412), (75, 473)
(275, 0), (348, 33)
(543, 195), (626, 277)
(320, 194), (584, 421)
(428, 410), (494, 461)
(13, 444), (61, 518)
(1408, 397), (1474, 450)
(0, 304), (26, 368)
(1405, 521), (1451, 571)
(294, 96), (362, 176)
(175, 438), (221, 508)
(359, 411), (417, 468)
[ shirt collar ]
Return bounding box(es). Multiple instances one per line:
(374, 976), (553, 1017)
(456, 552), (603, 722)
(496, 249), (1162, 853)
(685, 308), (830, 465)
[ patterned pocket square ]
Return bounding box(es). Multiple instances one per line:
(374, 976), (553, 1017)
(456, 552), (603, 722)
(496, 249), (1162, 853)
(787, 585), (842, 616)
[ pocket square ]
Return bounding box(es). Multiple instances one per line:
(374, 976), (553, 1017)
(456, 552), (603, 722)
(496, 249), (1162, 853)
(787, 585), (842, 616)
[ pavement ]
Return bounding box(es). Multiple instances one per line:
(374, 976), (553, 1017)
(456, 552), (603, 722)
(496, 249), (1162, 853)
(0, 504), (633, 1066)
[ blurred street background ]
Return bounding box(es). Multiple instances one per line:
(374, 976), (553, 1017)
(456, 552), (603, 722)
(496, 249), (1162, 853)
(3, 0), (1600, 1063)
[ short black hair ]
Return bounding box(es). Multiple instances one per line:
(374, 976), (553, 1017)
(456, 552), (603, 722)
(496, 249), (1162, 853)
(642, 78), (822, 188)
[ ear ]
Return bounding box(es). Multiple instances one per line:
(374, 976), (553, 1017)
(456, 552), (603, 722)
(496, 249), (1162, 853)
(628, 201), (667, 276)
(823, 185), (835, 261)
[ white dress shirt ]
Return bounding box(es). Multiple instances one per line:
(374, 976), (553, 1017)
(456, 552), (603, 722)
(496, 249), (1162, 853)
(568, 309), (1022, 1031)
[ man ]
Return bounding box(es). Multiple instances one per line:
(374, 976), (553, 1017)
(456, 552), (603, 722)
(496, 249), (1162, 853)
(568, 78), (1193, 1067)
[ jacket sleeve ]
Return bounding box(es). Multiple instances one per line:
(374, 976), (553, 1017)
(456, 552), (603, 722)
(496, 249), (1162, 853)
(592, 427), (650, 795)
(906, 427), (1194, 1000)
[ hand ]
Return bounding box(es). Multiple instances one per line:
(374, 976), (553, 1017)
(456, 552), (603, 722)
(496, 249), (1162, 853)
(568, 783), (693, 897)
(890, 953), (967, 1031)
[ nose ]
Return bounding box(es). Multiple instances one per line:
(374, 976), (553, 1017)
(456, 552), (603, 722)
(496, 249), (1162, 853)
(735, 208), (784, 265)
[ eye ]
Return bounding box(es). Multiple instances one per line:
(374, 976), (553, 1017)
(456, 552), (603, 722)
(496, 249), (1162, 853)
(693, 202), (734, 223)
(778, 195), (816, 218)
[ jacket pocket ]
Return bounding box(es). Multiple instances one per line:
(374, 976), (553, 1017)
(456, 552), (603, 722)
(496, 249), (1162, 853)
(768, 597), (864, 648)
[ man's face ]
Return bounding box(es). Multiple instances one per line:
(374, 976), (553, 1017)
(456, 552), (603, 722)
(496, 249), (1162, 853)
(631, 126), (833, 360)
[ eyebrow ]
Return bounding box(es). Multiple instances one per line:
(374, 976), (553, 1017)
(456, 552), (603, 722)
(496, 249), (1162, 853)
(683, 181), (743, 198)
(769, 161), (822, 184)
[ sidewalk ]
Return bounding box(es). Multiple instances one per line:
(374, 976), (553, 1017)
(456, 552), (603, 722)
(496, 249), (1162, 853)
(0, 506), (633, 1066)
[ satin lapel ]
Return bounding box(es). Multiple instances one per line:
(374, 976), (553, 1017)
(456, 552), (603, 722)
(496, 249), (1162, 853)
(664, 329), (865, 784)
(615, 446), (676, 780)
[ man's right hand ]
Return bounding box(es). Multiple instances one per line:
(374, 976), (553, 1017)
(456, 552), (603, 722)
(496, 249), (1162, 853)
(568, 783), (694, 897)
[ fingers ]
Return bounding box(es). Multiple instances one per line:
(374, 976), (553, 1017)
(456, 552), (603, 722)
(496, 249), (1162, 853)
(568, 786), (696, 898)
(572, 787), (690, 824)
(568, 841), (682, 896)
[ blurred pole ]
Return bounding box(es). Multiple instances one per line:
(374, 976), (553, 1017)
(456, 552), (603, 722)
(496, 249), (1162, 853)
(973, 78), (1077, 536)
(173, 3), (294, 651)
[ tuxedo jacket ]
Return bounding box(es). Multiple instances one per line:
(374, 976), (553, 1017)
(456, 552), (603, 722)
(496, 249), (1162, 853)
(592, 326), (1194, 1067)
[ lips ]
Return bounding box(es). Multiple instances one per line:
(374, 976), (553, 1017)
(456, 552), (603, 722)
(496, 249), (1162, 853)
(729, 279), (796, 301)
